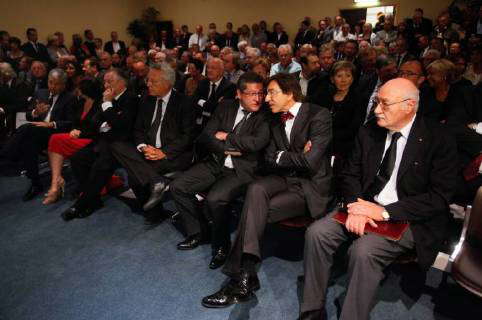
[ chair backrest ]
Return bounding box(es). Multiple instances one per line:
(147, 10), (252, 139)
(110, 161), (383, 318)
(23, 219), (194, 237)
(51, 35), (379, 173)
(467, 186), (482, 247)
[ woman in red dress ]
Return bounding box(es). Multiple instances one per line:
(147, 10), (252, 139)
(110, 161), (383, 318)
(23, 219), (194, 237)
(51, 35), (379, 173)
(43, 78), (102, 204)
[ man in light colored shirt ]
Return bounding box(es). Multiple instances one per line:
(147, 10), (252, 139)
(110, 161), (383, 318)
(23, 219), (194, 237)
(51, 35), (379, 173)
(299, 78), (457, 320)
(188, 25), (208, 52)
(269, 44), (301, 76)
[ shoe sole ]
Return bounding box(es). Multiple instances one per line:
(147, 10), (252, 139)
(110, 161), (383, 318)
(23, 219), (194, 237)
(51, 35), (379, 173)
(201, 293), (255, 309)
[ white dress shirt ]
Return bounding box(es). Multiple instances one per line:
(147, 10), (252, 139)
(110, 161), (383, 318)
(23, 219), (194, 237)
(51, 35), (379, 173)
(99, 89), (127, 132)
(112, 41), (121, 53)
(299, 72), (312, 96)
(188, 33), (208, 51)
(276, 102), (302, 163)
(224, 104), (251, 168)
(374, 115), (416, 206)
(43, 94), (59, 123)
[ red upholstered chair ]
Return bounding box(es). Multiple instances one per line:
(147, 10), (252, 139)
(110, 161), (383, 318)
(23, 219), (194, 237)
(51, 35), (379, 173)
(450, 186), (482, 298)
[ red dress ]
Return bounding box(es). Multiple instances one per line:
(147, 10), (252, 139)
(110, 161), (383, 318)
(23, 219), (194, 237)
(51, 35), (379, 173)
(48, 111), (92, 157)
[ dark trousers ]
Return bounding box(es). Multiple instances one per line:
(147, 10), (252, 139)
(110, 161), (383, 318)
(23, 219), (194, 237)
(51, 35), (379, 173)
(301, 211), (415, 320)
(109, 141), (180, 188)
(222, 175), (308, 277)
(1, 124), (54, 183)
(170, 161), (248, 243)
(70, 139), (117, 209)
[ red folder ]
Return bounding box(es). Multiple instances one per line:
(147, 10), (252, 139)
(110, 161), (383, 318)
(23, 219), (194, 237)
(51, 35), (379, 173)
(332, 211), (409, 241)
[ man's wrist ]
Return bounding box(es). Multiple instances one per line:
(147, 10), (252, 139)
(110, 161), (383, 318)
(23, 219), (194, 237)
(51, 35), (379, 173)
(381, 208), (390, 221)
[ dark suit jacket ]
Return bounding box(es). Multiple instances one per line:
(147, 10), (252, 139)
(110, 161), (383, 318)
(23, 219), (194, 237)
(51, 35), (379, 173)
(193, 77), (237, 127)
(20, 42), (51, 63)
(198, 99), (270, 182)
(294, 29), (316, 49)
(356, 73), (379, 121)
(104, 41), (127, 56)
(265, 103), (333, 218)
(312, 29), (333, 47)
(26, 89), (76, 132)
(292, 71), (326, 98)
(90, 90), (138, 142)
(73, 99), (102, 139)
(270, 32), (289, 47)
(220, 34), (239, 49)
(339, 117), (458, 269)
(134, 90), (195, 167)
(406, 17), (433, 36)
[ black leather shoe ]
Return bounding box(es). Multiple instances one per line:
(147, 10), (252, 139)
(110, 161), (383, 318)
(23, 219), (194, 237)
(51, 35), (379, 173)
(298, 309), (327, 320)
(201, 272), (260, 308)
(143, 180), (168, 211)
(61, 201), (103, 222)
(61, 206), (81, 221)
(209, 247), (229, 269)
(177, 233), (202, 250)
(22, 183), (44, 202)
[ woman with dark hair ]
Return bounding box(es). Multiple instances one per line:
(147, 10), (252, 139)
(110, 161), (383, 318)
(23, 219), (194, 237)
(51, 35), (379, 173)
(63, 61), (82, 92)
(6, 37), (24, 71)
(184, 59), (205, 96)
(310, 61), (362, 163)
(42, 78), (102, 204)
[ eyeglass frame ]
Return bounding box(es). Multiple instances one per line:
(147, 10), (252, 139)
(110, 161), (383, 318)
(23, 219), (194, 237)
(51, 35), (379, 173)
(373, 97), (413, 109)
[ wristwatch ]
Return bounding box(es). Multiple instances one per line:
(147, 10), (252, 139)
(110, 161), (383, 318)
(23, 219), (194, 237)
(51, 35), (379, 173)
(381, 210), (390, 221)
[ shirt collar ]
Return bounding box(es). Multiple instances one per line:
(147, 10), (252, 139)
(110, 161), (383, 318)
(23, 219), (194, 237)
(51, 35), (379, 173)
(211, 78), (223, 87)
(114, 88), (127, 101)
(160, 89), (172, 105)
(288, 102), (302, 117)
(392, 114), (416, 139)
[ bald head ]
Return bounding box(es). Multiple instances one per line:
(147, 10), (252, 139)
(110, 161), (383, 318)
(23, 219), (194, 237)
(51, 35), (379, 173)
(374, 78), (419, 131)
(132, 61), (149, 78)
(206, 57), (224, 82)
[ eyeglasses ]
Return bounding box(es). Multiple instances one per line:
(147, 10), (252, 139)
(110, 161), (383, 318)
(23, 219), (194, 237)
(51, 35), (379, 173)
(242, 91), (265, 97)
(398, 70), (421, 77)
(266, 89), (283, 96)
(374, 97), (412, 109)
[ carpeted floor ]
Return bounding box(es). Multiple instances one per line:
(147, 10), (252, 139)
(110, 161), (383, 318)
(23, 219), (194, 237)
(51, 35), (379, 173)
(1, 175), (481, 320)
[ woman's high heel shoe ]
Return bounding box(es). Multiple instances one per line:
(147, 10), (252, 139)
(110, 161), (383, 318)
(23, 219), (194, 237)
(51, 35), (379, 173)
(42, 178), (65, 205)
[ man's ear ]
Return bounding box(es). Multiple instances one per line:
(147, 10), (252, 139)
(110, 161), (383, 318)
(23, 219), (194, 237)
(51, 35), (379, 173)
(236, 89), (242, 99)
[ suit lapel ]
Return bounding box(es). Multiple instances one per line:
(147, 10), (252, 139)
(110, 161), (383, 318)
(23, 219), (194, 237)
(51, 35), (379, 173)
(226, 102), (239, 131)
(273, 120), (289, 150)
(289, 103), (309, 147)
(367, 125), (388, 179)
(396, 117), (425, 183)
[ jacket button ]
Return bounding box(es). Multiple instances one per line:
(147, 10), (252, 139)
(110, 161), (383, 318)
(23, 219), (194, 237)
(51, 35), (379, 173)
(414, 161), (419, 165)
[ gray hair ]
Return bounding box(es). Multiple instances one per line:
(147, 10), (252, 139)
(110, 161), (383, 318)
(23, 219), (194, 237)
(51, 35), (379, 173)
(246, 47), (261, 57)
(48, 68), (67, 83)
(278, 44), (293, 55)
(404, 87), (420, 111)
(150, 62), (176, 87)
(106, 68), (128, 86)
(237, 40), (248, 50)
(0, 62), (17, 79)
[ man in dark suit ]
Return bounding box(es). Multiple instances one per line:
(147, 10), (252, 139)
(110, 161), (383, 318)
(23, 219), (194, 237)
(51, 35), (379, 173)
(220, 30), (239, 50)
(270, 23), (289, 48)
(83, 29), (97, 58)
(170, 72), (270, 269)
(193, 58), (236, 131)
(61, 69), (138, 221)
(108, 62), (195, 224)
(406, 8), (433, 37)
(299, 78), (457, 320)
(103, 31), (127, 56)
(20, 28), (51, 64)
(1, 68), (75, 200)
(159, 30), (174, 50)
(294, 20), (317, 50)
(293, 52), (322, 98)
(201, 73), (333, 308)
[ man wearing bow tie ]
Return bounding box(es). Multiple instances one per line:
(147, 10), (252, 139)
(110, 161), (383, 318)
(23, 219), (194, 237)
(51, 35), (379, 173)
(202, 73), (333, 308)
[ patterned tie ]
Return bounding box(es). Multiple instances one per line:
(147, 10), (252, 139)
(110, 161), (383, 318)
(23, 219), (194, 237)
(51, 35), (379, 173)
(280, 111), (294, 123)
(233, 109), (250, 134)
(147, 98), (163, 147)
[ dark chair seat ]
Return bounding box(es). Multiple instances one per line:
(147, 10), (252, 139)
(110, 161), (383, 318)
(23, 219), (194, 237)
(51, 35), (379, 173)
(452, 242), (482, 298)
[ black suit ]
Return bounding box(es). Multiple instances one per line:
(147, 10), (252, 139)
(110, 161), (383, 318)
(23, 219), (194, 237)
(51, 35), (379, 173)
(220, 34), (239, 49)
(406, 17), (433, 36)
(269, 32), (289, 47)
(222, 103), (333, 276)
(291, 71), (326, 98)
(193, 78), (236, 131)
(294, 29), (316, 50)
(20, 42), (51, 63)
(1, 89), (75, 183)
(103, 41), (127, 56)
(356, 73), (379, 122)
(170, 100), (270, 245)
(70, 90), (138, 210)
(301, 116), (458, 318)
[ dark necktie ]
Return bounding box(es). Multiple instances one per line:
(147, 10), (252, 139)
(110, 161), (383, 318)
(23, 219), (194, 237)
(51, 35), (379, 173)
(368, 132), (402, 198)
(280, 111), (294, 123)
(233, 109), (250, 134)
(227, 39), (230, 47)
(147, 98), (163, 146)
(208, 82), (217, 101)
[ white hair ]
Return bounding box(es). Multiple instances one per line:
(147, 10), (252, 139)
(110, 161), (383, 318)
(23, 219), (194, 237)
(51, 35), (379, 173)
(278, 44), (293, 54)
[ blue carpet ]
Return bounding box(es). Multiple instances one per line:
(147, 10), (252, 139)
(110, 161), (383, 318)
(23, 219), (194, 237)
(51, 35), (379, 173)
(1, 176), (481, 320)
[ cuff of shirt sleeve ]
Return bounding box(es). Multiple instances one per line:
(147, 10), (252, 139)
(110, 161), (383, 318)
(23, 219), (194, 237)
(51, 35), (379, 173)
(101, 101), (113, 111)
(0, 107), (4, 114)
(198, 99), (206, 107)
(276, 151), (284, 164)
(137, 144), (147, 152)
(475, 123), (482, 134)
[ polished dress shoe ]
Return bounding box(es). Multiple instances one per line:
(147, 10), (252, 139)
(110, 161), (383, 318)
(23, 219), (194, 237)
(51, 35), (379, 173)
(298, 309), (327, 320)
(209, 247), (229, 269)
(22, 183), (44, 202)
(143, 180), (168, 211)
(201, 271), (260, 308)
(177, 233), (202, 250)
(61, 201), (103, 222)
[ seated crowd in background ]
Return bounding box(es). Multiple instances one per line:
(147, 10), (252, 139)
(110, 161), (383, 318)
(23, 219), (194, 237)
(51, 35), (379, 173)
(0, 3), (482, 318)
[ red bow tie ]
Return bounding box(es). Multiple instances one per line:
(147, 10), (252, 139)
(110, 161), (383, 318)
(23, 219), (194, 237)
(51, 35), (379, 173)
(280, 112), (294, 123)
